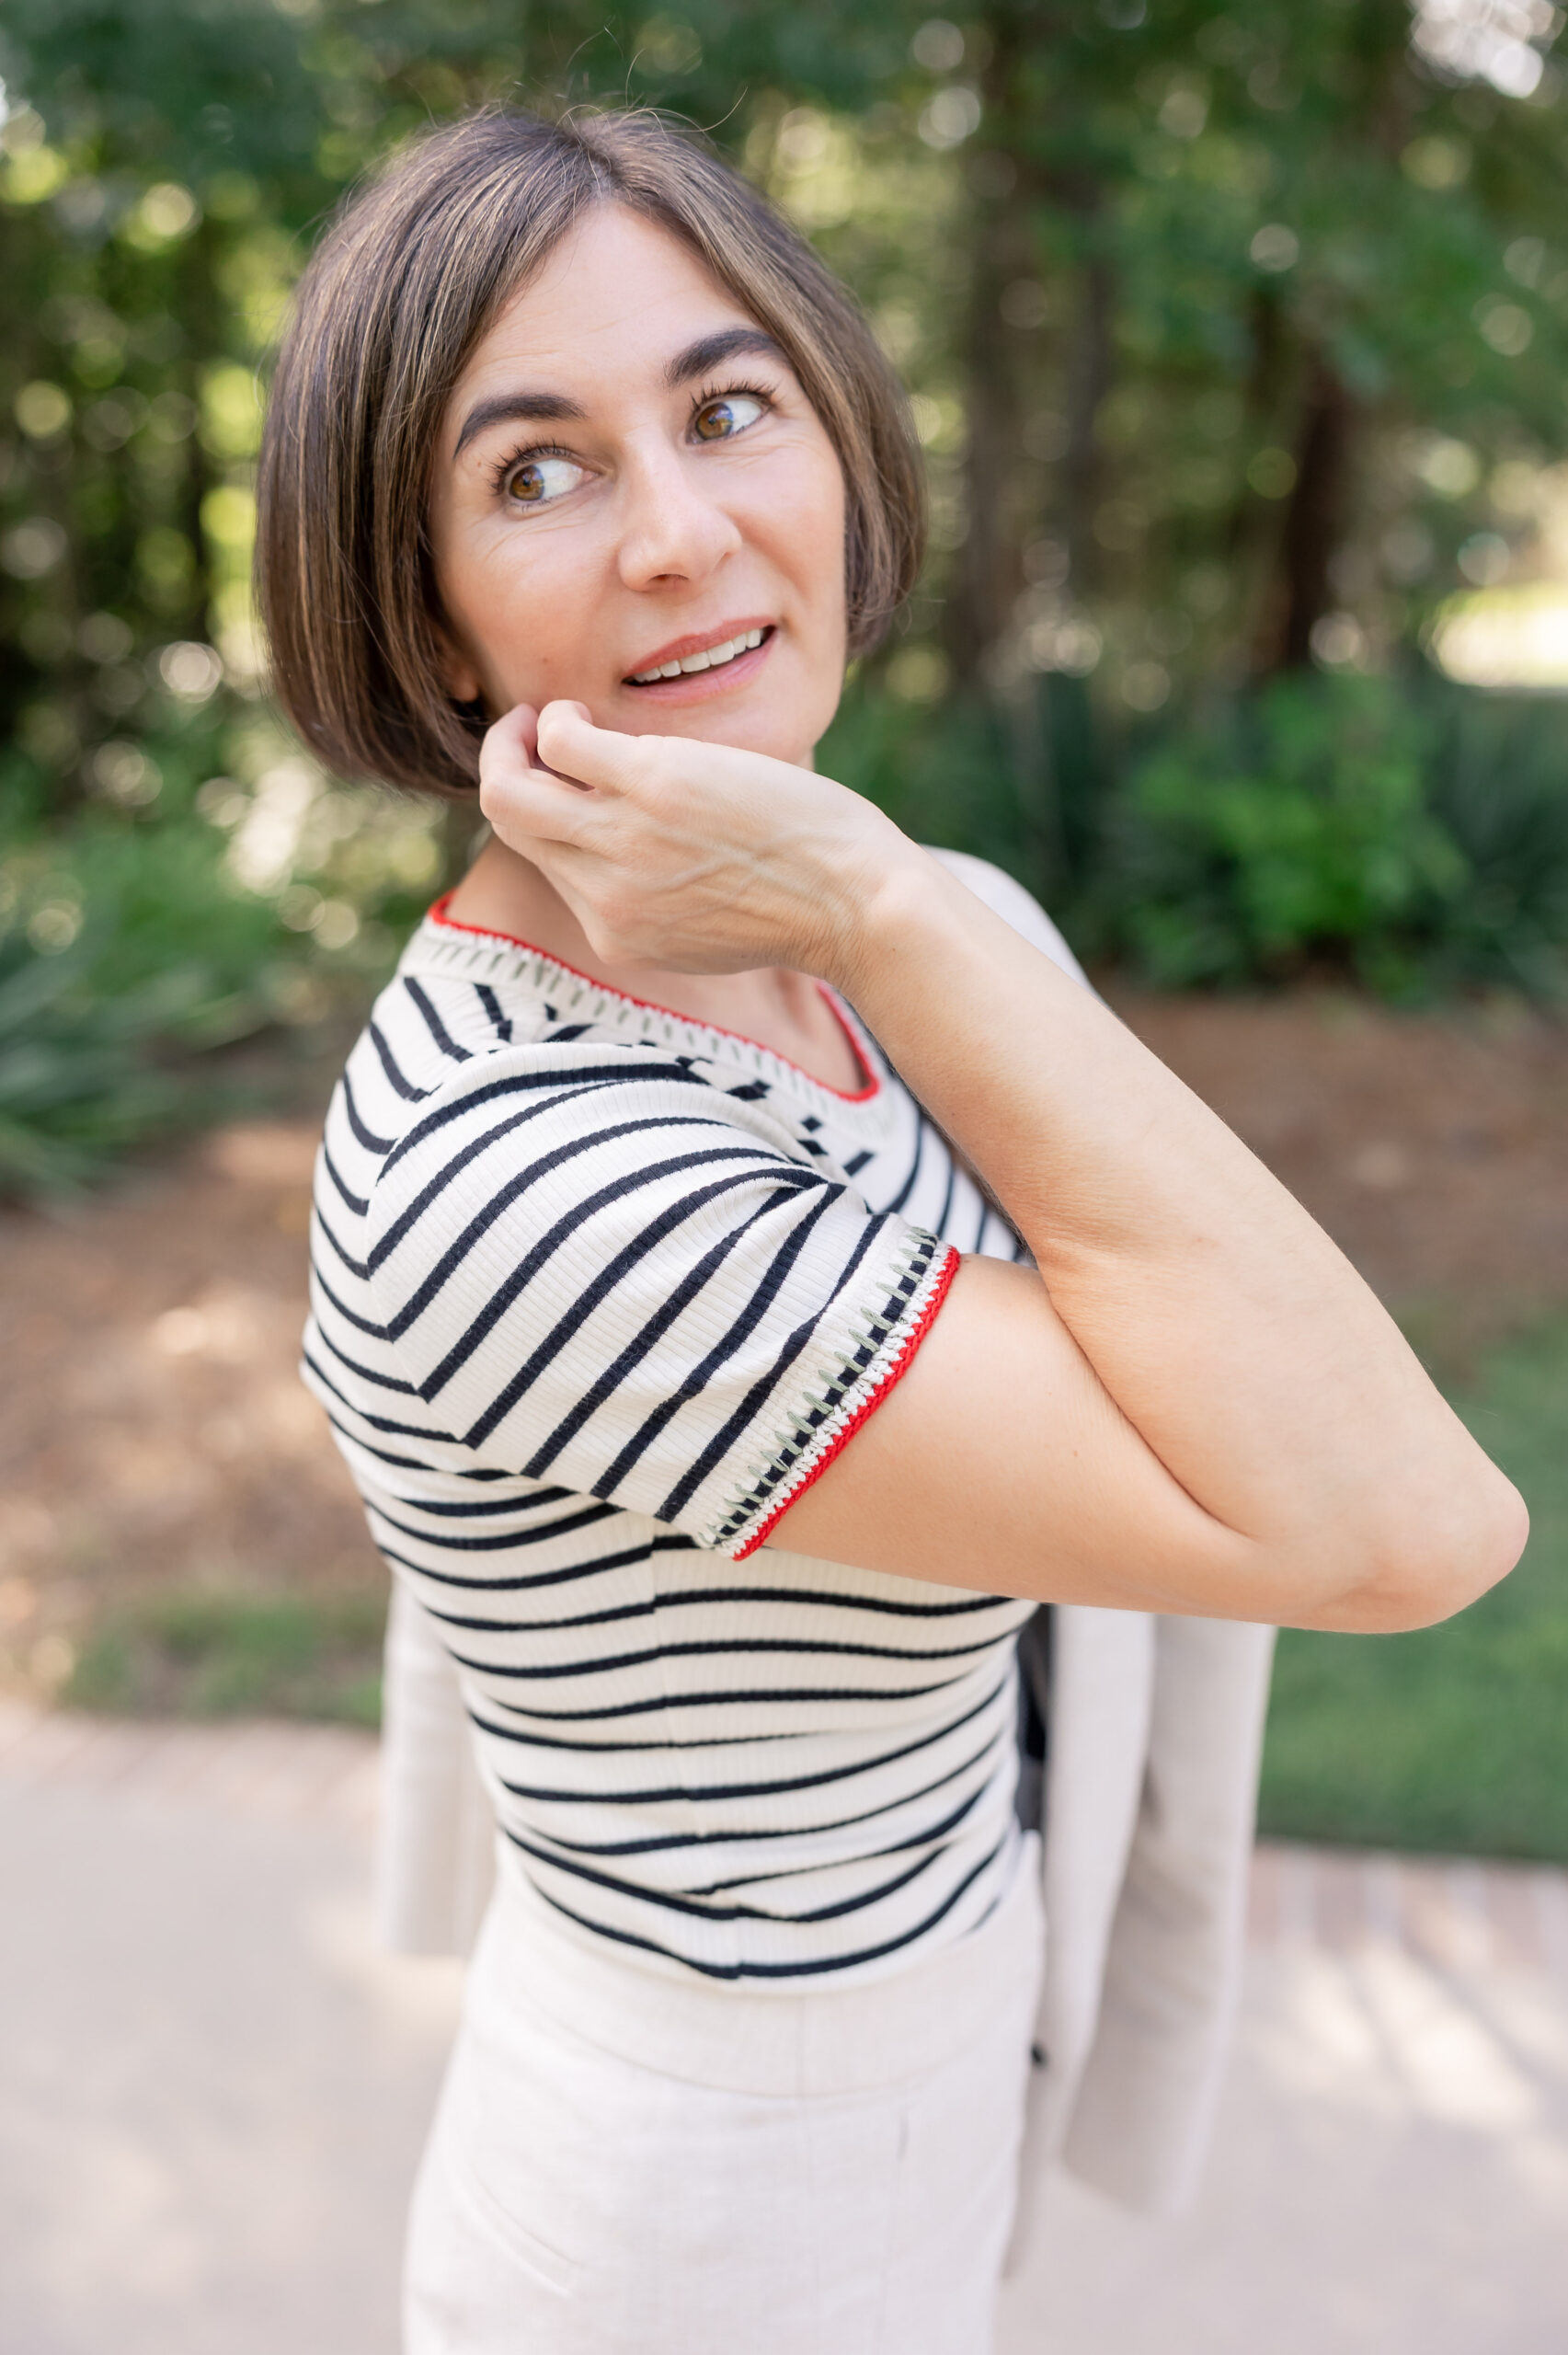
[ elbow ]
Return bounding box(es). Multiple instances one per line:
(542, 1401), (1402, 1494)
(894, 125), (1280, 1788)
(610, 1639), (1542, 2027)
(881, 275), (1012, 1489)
(1323, 1469), (1529, 1635)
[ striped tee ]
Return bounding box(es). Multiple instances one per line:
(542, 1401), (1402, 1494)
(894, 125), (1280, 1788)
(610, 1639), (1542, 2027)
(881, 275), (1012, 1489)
(304, 850), (1083, 1984)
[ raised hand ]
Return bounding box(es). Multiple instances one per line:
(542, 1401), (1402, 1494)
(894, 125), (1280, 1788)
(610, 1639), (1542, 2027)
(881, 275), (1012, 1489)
(476, 699), (920, 984)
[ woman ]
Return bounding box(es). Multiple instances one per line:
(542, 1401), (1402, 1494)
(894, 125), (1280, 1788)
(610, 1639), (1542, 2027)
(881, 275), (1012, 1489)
(257, 107), (1525, 2353)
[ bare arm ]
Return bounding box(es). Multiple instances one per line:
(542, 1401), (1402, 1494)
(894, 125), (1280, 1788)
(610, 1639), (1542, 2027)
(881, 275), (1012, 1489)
(781, 868), (1522, 1631)
(479, 704), (1528, 1635)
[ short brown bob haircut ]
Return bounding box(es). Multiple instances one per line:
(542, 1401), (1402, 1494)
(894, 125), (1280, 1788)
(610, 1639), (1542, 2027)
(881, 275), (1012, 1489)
(256, 107), (925, 798)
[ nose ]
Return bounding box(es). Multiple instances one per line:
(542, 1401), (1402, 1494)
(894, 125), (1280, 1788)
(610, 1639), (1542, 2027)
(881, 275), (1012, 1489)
(615, 433), (743, 592)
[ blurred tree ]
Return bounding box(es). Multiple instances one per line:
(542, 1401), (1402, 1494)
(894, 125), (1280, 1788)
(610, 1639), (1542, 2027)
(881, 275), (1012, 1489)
(2, 0), (1566, 803)
(0, 0), (323, 803)
(915, 0), (1568, 695)
(0, 0), (1562, 1205)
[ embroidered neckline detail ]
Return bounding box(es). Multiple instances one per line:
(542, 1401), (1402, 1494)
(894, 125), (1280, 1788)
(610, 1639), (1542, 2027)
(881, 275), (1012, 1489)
(410, 895), (884, 1110)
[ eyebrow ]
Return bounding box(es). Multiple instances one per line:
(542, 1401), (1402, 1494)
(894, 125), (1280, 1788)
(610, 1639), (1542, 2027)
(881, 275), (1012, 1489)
(452, 327), (787, 463)
(664, 326), (784, 387)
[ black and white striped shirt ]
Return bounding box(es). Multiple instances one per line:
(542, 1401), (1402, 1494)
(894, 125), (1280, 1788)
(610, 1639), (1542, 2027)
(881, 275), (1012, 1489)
(304, 852), (1083, 1983)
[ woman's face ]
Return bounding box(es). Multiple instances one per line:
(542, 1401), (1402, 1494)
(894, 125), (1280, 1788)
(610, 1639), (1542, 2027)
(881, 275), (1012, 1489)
(428, 204), (849, 768)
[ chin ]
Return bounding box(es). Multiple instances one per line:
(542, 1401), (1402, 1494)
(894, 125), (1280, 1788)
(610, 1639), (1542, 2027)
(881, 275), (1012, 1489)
(668, 705), (806, 758)
(619, 682), (838, 767)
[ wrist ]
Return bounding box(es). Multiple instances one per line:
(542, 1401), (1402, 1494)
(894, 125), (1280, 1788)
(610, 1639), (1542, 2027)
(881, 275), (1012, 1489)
(817, 837), (965, 1005)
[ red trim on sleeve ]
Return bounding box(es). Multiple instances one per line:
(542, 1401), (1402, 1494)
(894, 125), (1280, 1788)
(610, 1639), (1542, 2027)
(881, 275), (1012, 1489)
(730, 1246), (962, 1560)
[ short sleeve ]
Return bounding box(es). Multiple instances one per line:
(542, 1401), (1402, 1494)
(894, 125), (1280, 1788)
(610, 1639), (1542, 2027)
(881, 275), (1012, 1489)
(361, 1045), (956, 1559)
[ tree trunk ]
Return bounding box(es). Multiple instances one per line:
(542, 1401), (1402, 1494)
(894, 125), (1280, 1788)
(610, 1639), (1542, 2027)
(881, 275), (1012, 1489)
(1227, 289), (1291, 676)
(945, 4), (1115, 682)
(943, 9), (1032, 684)
(179, 220), (219, 648)
(1060, 243), (1113, 603)
(945, 183), (1023, 679)
(1274, 358), (1355, 670)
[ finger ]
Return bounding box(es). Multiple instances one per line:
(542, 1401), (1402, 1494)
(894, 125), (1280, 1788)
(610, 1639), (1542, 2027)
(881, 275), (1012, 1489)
(476, 704), (543, 815)
(479, 751), (599, 848)
(536, 701), (648, 795)
(481, 701), (540, 770)
(538, 698), (590, 731)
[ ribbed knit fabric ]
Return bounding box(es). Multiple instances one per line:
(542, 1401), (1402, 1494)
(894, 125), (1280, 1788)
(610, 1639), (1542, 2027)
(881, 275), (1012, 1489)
(304, 879), (1043, 1983)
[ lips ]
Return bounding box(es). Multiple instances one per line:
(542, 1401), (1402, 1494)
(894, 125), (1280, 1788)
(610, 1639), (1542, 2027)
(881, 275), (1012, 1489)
(624, 618), (774, 684)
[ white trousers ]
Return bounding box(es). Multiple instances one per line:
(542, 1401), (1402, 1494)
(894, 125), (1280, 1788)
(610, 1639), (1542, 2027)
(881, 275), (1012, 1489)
(405, 1841), (1045, 2354)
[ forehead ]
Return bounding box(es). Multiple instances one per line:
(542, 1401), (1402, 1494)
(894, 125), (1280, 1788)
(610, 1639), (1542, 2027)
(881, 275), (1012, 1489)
(450, 204), (756, 408)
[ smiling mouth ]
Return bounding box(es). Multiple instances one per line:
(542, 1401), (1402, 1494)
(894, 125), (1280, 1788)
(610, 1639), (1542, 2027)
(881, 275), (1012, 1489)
(625, 626), (772, 684)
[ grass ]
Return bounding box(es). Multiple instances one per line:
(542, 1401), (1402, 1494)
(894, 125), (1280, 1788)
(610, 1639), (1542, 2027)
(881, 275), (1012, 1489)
(63, 1591), (384, 1729)
(1259, 1314), (1568, 1860)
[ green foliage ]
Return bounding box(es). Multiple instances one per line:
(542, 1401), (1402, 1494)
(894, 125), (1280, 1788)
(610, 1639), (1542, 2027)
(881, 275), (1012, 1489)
(827, 666), (1568, 1002)
(0, 754), (289, 1193)
(64, 1588), (385, 1725)
(0, 715), (455, 1198)
(1099, 672), (1568, 996)
(0, 0), (1565, 1202)
(1422, 684), (1568, 995)
(820, 685), (1038, 881)
(4, 0), (1568, 767)
(1101, 675), (1471, 992)
(1260, 1315), (1568, 1861)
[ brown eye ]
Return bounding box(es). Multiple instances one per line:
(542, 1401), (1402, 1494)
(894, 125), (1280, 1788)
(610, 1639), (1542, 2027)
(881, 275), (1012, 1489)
(693, 393), (765, 442)
(503, 455), (585, 509)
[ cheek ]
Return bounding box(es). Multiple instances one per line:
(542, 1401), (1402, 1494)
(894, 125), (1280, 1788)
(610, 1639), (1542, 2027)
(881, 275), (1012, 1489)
(804, 449), (849, 556)
(761, 451), (849, 634)
(811, 458), (851, 639)
(444, 529), (590, 700)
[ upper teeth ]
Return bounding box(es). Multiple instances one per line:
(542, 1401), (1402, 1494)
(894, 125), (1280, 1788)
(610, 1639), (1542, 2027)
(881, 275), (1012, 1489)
(630, 628), (765, 683)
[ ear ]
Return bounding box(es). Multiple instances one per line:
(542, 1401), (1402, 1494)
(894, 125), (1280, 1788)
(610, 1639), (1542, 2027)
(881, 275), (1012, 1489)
(431, 618), (485, 709)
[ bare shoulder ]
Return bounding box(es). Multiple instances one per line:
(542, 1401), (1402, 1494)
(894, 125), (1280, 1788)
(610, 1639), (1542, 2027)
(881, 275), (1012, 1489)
(922, 847), (1090, 989)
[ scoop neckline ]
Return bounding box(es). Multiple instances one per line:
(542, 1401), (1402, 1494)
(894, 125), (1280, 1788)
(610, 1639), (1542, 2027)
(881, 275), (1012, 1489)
(420, 894), (883, 1106)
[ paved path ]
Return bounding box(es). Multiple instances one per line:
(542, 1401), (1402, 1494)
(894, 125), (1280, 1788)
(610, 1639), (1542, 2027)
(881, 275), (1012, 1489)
(2, 1706), (1564, 2354)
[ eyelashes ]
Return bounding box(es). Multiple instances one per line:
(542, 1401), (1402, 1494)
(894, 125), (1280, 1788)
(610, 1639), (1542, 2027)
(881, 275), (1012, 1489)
(693, 376), (775, 418)
(486, 442), (579, 499)
(485, 377), (778, 503)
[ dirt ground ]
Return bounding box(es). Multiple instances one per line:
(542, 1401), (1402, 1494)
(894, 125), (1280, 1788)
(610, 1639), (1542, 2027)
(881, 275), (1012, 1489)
(3, 987), (1566, 1701)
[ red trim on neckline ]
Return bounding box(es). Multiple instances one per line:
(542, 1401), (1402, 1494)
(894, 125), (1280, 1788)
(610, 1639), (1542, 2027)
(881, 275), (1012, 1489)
(730, 1245), (961, 1561)
(425, 893), (881, 1104)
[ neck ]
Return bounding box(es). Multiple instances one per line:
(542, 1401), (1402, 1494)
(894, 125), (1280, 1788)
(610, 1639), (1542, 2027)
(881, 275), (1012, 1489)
(442, 834), (823, 1040)
(443, 833), (610, 972)
(440, 832), (870, 1096)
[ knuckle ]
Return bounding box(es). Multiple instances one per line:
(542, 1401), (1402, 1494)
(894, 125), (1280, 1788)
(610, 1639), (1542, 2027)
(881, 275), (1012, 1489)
(476, 770), (517, 829)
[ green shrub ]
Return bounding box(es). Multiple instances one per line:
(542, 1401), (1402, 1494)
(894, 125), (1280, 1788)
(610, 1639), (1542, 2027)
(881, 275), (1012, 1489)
(1101, 675), (1469, 992)
(0, 771), (290, 1196)
(819, 686), (1037, 883)
(825, 667), (1568, 1001)
(1421, 684), (1568, 996)
(0, 714), (460, 1200)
